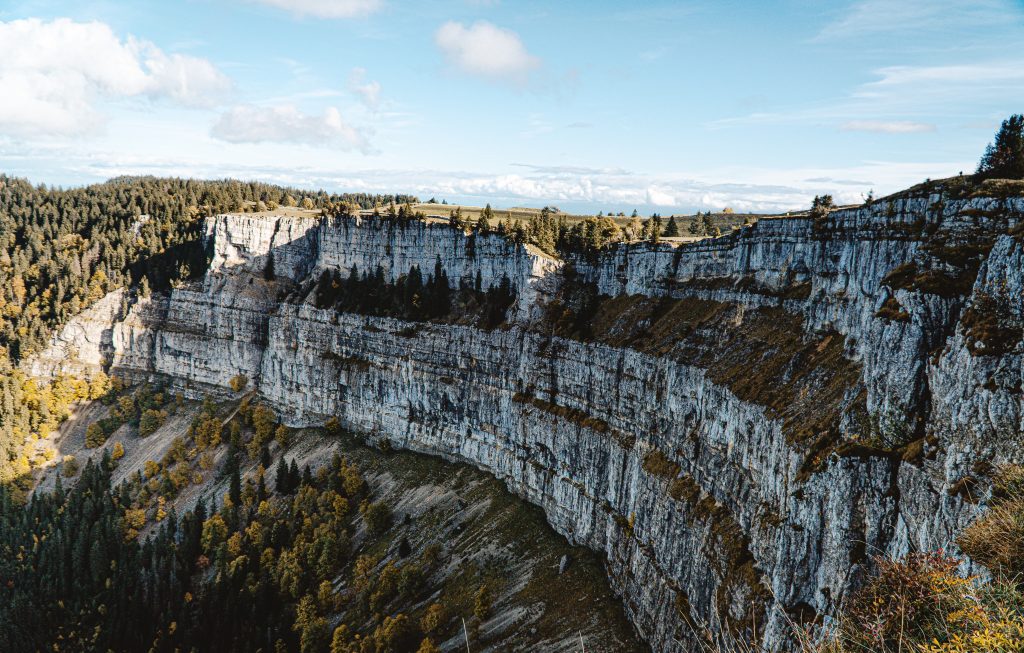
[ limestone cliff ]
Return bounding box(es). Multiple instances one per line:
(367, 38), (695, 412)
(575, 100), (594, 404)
(91, 198), (1024, 652)
(27, 288), (127, 379)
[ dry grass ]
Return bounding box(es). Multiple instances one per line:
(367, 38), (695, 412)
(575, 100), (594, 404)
(796, 552), (1024, 653)
(960, 466), (1024, 577)
(802, 471), (1024, 653)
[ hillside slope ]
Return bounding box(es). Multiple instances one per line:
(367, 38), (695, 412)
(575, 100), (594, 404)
(19, 387), (646, 652)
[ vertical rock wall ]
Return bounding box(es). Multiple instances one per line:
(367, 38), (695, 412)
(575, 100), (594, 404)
(101, 199), (1024, 652)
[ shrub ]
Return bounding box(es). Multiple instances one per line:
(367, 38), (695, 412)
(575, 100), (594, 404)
(810, 194), (834, 220)
(229, 373), (248, 392)
(817, 552), (1024, 653)
(372, 613), (420, 653)
(139, 408), (167, 437)
(960, 294), (1020, 357)
(417, 638), (440, 653)
(85, 422), (107, 448)
(61, 455), (79, 477)
(875, 296), (910, 322)
(473, 583), (492, 622)
(111, 441), (125, 461)
(275, 424), (290, 449)
(420, 603), (447, 635)
(252, 404), (277, 444)
(324, 416), (342, 437)
(363, 501), (391, 535)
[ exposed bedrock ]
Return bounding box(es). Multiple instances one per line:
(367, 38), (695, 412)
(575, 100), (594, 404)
(94, 196), (1024, 651)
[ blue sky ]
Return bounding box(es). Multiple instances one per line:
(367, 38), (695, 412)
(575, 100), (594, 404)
(0, 0), (1022, 213)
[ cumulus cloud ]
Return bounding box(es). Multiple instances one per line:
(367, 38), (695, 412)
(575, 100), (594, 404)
(840, 120), (936, 133)
(348, 68), (381, 109)
(434, 20), (540, 85)
(250, 0), (382, 18)
(0, 18), (230, 137)
(211, 105), (372, 152)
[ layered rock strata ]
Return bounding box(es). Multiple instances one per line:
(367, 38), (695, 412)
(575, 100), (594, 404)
(84, 199), (1024, 651)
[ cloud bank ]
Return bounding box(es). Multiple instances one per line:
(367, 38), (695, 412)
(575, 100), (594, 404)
(211, 105), (371, 152)
(0, 18), (230, 137)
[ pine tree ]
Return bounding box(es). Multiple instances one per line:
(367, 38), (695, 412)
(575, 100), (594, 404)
(664, 216), (680, 237)
(276, 459), (289, 493)
(978, 114), (1024, 179)
(689, 212), (704, 236)
(480, 203), (494, 231)
(229, 463), (242, 508)
(648, 215), (662, 244)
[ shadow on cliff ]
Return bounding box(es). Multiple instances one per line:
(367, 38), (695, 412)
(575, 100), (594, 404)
(129, 238), (210, 293)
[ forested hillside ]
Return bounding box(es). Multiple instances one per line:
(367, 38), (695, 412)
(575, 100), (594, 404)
(0, 390), (642, 653)
(0, 175), (413, 489)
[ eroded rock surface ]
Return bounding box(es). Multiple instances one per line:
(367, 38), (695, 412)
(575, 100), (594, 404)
(82, 199), (1024, 651)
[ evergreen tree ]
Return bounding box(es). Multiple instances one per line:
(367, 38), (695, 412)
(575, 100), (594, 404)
(480, 203), (494, 230)
(689, 212), (705, 236)
(978, 114), (1024, 179)
(664, 216), (680, 237)
(648, 215), (662, 244)
(276, 459), (289, 493)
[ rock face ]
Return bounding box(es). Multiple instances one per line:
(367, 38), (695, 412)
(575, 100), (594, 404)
(204, 213), (561, 319)
(27, 288), (127, 378)
(100, 199), (1024, 652)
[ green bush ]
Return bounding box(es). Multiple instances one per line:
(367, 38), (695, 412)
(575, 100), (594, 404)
(85, 422), (107, 448)
(139, 409), (167, 437)
(363, 501), (391, 536)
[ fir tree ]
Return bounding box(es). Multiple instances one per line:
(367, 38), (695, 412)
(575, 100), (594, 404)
(978, 114), (1024, 179)
(663, 216), (680, 237)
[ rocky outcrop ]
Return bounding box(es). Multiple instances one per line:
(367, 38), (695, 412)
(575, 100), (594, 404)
(204, 213), (562, 319)
(26, 288), (127, 379)
(103, 198), (1024, 652)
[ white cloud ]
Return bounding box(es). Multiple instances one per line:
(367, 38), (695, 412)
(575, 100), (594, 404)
(434, 20), (540, 85)
(814, 0), (1014, 41)
(862, 62), (1024, 90)
(250, 0), (382, 18)
(211, 105), (372, 152)
(348, 68), (381, 109)
(143, 50), (232, 107)
(840, 120), (936, 133)
(713, 58), (1024, 133)
(0, 18), (230, 137)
